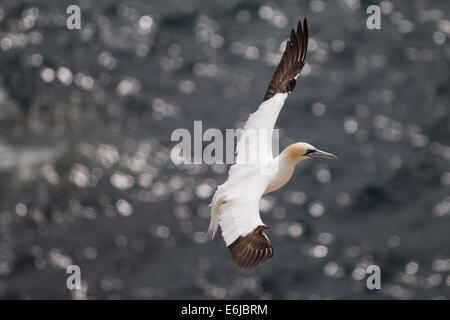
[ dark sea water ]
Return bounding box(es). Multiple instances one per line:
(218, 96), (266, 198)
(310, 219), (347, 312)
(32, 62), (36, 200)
(0, 0), (449, 299)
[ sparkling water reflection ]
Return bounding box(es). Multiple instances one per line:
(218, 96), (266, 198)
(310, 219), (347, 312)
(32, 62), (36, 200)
(0, 0), (449, 299)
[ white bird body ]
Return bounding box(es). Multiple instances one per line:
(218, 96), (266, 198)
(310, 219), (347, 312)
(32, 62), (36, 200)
(208, 94), (314, 246)
(208, 19), (337, 269)
(210, 157), (296, 247)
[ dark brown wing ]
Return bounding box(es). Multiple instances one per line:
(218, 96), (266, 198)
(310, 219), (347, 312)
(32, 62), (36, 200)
(228, 225), (273, 269)
(263, 18), (309, 101)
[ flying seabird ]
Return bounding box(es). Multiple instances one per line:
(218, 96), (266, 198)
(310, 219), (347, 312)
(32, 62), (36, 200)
(208, 19), (337, 269)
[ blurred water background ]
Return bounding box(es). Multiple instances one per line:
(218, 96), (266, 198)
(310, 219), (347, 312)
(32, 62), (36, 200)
(0, 0), (449, 299)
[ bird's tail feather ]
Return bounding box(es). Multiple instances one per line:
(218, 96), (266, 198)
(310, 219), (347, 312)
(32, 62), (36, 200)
(207, 192), (223, 240)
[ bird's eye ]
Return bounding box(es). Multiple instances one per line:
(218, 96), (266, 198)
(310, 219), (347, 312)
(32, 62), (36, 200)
(304, 149), (315, 156)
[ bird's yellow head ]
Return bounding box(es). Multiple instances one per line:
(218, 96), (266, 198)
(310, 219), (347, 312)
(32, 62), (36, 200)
(282, 142), (337, 163)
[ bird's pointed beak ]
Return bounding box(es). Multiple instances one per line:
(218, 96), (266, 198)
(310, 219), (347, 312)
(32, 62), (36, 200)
(309, 149), (337, 159)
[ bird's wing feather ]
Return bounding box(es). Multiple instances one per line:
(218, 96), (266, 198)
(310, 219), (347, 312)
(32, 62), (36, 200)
(263, 18), (308, 101)
(217, 183), (273, 269)
(228, 225), (273, 269)
(233, 93), (287, 167)
(218, 181), (265, 246)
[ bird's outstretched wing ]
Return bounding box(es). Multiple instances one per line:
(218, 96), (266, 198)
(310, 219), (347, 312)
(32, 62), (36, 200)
(233, 19), (308, 167)
(228, 225), (273, 269)
(263, 18), (308, 101)
(233, 93), (287, 167)
(217, 185), (273, 269)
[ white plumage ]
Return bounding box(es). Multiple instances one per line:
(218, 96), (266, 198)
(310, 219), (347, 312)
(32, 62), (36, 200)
(208, 93), (288, 245)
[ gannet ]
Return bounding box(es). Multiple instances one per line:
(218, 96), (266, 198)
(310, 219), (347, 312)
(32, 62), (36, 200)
(208, 19), (337, 269)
